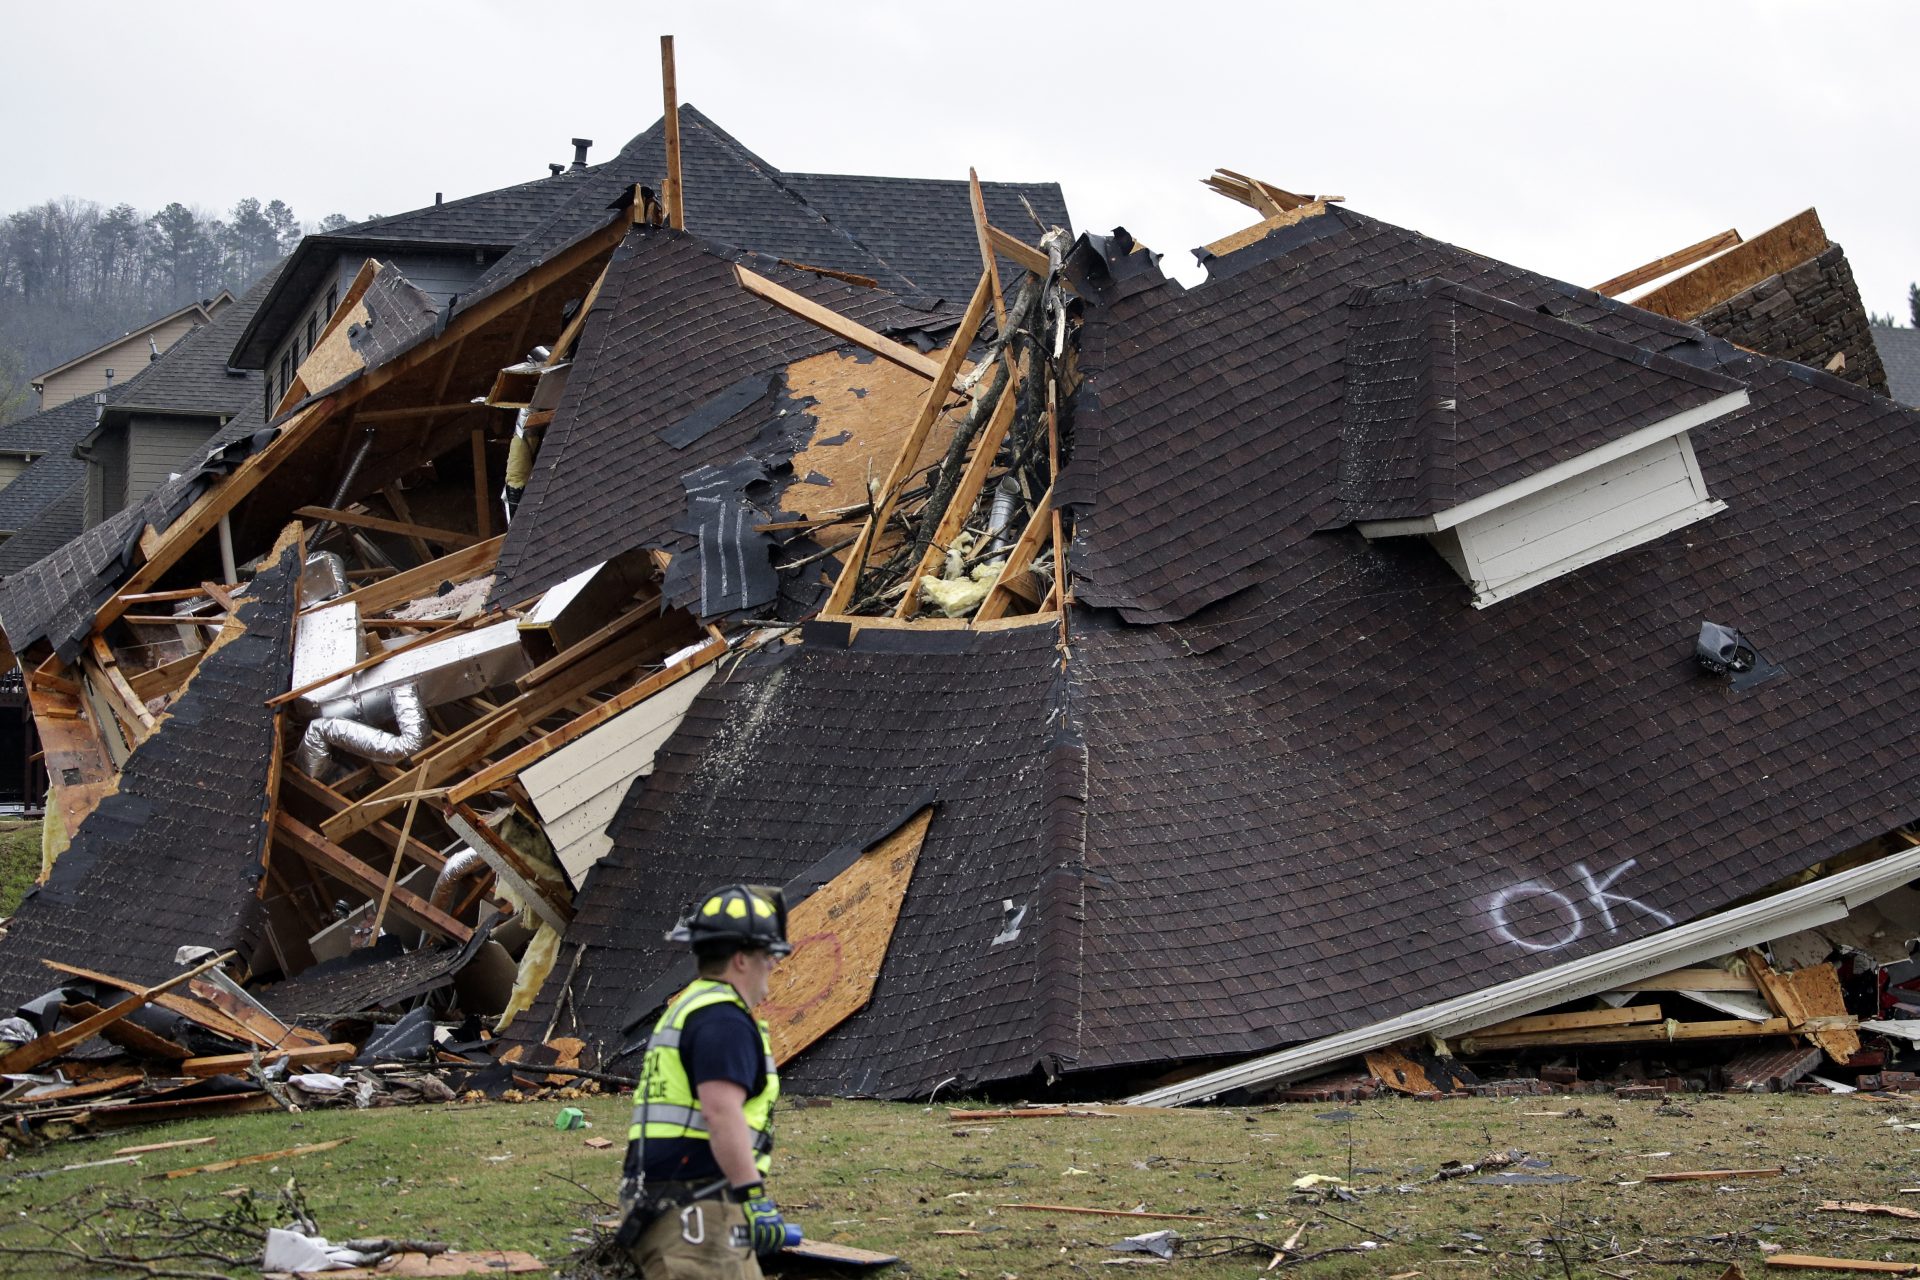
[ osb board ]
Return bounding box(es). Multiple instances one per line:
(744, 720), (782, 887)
(1635, 208), (1828, 321)
(1783, 961), (1862, 1063)
(1203, 201), (1329, 260)
(1365, 1044), (1477, 1096)
(759, 807), (933, 1064)
(783, 347), (966, 555)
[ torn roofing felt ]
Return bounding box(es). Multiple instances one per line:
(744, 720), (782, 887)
(513, 624), (1073, 1098)
(1335, 277), (1743, 523)
(0, 530), (300, 1009)
(487, 225), (960, 608)
(533, 201), (1920, 1096)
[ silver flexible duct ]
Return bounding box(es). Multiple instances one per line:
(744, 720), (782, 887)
(293, 683), (428, 780)
(430, 848), (487, 912)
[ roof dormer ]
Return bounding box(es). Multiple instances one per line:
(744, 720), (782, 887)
(1337, 278), (1748, 607)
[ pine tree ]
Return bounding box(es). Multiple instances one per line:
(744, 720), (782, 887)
(1908, 281), (1919, 329)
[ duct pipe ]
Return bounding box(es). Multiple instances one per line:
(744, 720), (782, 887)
(430, 847), (488, 912)
(311, 428), (377, 545)
(216, 514), (238, 586)
(294, 683), (428, 780)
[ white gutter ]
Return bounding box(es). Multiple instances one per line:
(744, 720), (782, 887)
(1126, 842), (1920, 1107)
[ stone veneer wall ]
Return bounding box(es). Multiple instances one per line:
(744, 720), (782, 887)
(1691, 244), (1889, 395)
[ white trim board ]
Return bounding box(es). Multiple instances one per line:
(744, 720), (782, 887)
(1357, 389), (1749, 539)
(1125, 841), (1920, 1107)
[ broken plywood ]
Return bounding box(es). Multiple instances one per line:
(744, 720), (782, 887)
(759, 807), (933, 1063)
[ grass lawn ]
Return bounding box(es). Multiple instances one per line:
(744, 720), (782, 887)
(5, 1087), (1920, 1278)
(0, 817), (38, 918)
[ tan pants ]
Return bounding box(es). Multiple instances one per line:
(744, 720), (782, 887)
(629, 1194), (763, 1280)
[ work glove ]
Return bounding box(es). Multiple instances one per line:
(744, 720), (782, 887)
(734, 1181), (787, 1256)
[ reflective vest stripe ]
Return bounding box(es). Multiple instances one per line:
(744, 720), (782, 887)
(629, 978), (779, 1175)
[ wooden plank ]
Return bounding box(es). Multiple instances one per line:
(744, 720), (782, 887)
(949, 1107), (1124, 1120)
(1645, 1167), (1784, 1183)
(63, 1001), (188, 1060)
(10, 1072), (145, 1104)
(294, 505), (478, 549)
(42, 960), (266, 1047)
(735, 266), (951, 386)
(986, 224), (1050, 276)
(379, 485), (438, 564)
(824, 271), (994, 615)
(974, 483), (1055, 622)
(514, 595), (665, 689)
(160, 1136), (351, 1179)
(443, 800), (573, 931)
(760, 808), (932, 1064)
(186, 979), (325, 1051)
(273, 814), (472, 944)
(968, 167), (1006, 331)
(126, 650), (202, 703)
(895, 355), (1022, 618)
(114, 1136), (218, 1157)
(470, 427), (493, 539)
(1607, 968), (1760, 993)
(447, 635), (726, 804)
(1470, 1005), (1663, 1038)
(1459, 1016), (1853, 1053)
(1592, 228), (1743, 297)
(1764, 1255), (1920, 1274)
(997, 1204), (1211, 1222)
(366, 764), (427, 945)
(661, 36), (684, 230)
(1821, 1202), (1920, 1221)
(0, 950), (235, 1073)
(1202, 202), (1329, 260)
(278, 769), (448, 873)
(178, 1043), (355, 1078)
(1782, 960), (1862, 1062)
(315, 535), (503, 618)
(1636, 209), (1828, 321)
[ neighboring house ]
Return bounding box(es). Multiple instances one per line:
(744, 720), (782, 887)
(30, 291), (234, 410)
(231, 110), (1070, 400)
(1872, 324), (1920, 406)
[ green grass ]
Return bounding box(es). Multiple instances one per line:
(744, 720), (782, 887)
(4, 1088), (1920, 1278)
(0, 817), (39, 917)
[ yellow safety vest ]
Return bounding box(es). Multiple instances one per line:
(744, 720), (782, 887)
(629, 979), (780, 1174)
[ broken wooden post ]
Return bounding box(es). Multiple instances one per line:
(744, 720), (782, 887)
(662, 35), (685, 230)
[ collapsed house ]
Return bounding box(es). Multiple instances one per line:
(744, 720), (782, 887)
(4, 62), (1920, 1119)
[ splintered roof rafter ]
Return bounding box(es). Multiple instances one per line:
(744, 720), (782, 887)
(1591, 227), (1743, 298)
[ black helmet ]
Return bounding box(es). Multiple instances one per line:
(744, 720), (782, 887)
(667, 884), (792, 957)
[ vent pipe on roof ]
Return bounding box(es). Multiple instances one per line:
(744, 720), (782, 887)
(435, 192), (443, 205)
(548, 163), (564, 177)
(570, 138), (592, 170)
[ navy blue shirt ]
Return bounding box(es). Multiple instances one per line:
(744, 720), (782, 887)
(634, 1000), (766, 1184)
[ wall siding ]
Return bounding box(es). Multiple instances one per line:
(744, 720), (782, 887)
(39, 314), (203, 409)
(125, 417), (222, 512)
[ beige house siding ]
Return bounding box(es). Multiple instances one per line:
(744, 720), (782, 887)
(37, 313), (202, 409)
(0, 457), (30, 488)
(125, 418), (220, 506)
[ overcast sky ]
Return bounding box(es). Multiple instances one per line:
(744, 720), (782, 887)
(6, 1), (1916, 316)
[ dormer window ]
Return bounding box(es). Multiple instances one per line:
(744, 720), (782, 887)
(1336, 278), (1748, 607)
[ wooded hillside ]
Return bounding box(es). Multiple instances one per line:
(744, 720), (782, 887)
(0, 198), (360, 424)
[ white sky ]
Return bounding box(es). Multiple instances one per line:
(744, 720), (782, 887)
(6, 1), (1917, 317)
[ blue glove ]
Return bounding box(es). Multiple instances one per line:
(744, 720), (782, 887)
(735, 1182), (787, 1256)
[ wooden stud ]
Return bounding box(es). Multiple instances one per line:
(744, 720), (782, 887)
(824, 271), (995, 615)
(734, 267), (957, 387)
(661, 36), (685, 230)
(513, 594), (666, 690)
(471, 427), (493, 539)
(1459, 1015), (1855, 1053)
(312, 535), (502, 618)
(362, 762), (428, 947)
(985, 224), (1051, 276)
(1606, 967), (1760, 993)
(273, 813), (472, 944)
(294, 504), (479, 549)
(968, 168), (1007, 331)
(443, 798), (575, 930)
(1471, 1005), (1662, 1036)
(1591, 228), (1743, 297)
(895, 353), (1022, 618)
(40, 959), (266, 1047)
(159, 1136), (352, 1177)
(0, 950), (235, 1074)
(975, 482), (1056, 622)
(379, 484), (438, 564)
(278, 769), (448, 873)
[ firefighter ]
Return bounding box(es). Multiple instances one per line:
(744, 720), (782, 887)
(617, 884), (791, 1280)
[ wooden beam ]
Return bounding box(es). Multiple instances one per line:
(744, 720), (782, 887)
(514, 595), (665, 690)
(160, 1137), (351, 1178)
(1591, 228), (1743, 297)
(446, 634), (726, 805)
(1459, 1015), (1855, 1053)
(278, 768), (448, 873)
(975, 482), (1056, 622)
(824, 272), (995, 615)
(661, 36), (685, 230)
(968, 167), (1007, 331)
(1607, 967), (1760, 993)
(365, 763), (427, 946)
(273, 814), (471, 944)
(734, 267), (953, 386)
(349, 402), (484, 424)
(1471, 1005), (1662, 1037)
(178, 1044), (355, 1078)
(294, 505), (478, 550)
(379, 485), (437, 564)
(41, 960), (266, 1046)
(1636, 208), (1828, 321)
(895, 353), (1022, 618)
(87, 635), (155, 739)
(470, 427), (493, 539)
(0, 950), (234, 1073)
(313, 535), (502, 618)
(986, 224), (1051, 276)
(442, 799), (573, 931)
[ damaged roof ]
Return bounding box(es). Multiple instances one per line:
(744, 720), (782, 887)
(0, 531), (300, 1007)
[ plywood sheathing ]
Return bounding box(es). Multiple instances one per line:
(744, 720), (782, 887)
(1634, 209), (1828, 321)
(761, 807), (933, 1064)
(780, 348), (967, 544)
(1203, 201), (1330, 260)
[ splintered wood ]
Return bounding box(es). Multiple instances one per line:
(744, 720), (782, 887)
(758, 807), (933, 1063)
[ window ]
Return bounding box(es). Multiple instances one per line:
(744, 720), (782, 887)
(306, 313), (319, 356)
(326, 284), (339, 319)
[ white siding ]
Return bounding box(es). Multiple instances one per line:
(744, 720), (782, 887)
(1453, 433), (1721, 606)
(521, 665), (717, 885)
